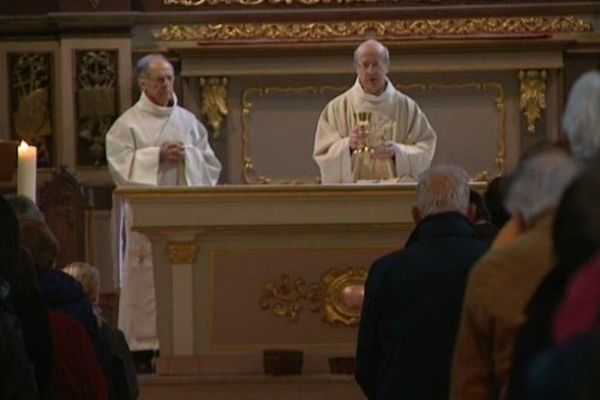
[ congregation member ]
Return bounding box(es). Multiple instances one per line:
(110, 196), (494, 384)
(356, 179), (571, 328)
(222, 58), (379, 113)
(105, 54), (221, 357)
(356, 164), (488, 399)
(313, 39), (437, 183)
(20, 218), (111, 399)
(0, 195), (40, 400)
(515, 157), (600, 400)
(450, 151), (580, 400)
(3, 194), (53, 400)
(507, 70), (600, 399)
(64, 262), (139, 400)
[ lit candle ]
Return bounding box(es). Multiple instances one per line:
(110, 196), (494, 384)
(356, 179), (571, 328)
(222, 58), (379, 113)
(17, 140), (37, 203)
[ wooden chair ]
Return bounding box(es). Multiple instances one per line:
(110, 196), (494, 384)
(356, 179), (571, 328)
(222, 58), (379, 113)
(0, 140), (18, 182)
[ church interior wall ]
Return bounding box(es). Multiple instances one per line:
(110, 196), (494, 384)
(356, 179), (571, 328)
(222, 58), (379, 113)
(1, 0), (599, 331)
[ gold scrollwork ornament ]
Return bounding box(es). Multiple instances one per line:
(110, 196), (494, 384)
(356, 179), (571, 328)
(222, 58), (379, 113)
(167, 242), (198, 264)
(259, 274), (323, 321)
(519, 70), (547, 134)
(200, 77), (228, 140)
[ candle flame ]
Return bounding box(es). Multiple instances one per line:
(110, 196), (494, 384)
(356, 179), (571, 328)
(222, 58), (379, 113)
(19, 140), (30, 149)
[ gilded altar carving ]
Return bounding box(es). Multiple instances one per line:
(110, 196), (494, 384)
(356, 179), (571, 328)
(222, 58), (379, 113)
(200, 77), (228, 139)
(519, 70), (547, 134)
(155, 17), (591, 41)
(259, 274), (323, 321)
(322, 267), (367, 326)
(9, 53), (53, 166)
(259, 267), (367, 326)
(168, 242), (198, 264)
(241, 81), (505, 184)
(164, 0), (374, 5)
(75, 50), (118, 167)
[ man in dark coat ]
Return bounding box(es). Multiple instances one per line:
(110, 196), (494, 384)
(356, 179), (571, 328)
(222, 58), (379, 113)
(355, 164), (488, 400)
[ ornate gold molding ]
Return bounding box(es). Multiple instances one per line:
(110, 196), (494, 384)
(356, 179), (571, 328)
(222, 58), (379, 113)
(168, 241), (198, 264)
(519, 69), (547, 134)
(259, 274), (323, 321)
(241, 81), (506, 184)
(155, 17), (591, 41)
(259, 267), (367, 325)
(200, 77), (228, 140)
(164, 0), (374, 5)
(322, 267), (367, 326)
(241, 85), (345, 184)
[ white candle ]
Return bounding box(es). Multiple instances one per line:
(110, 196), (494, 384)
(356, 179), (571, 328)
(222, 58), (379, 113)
(17, 140), (37, 203)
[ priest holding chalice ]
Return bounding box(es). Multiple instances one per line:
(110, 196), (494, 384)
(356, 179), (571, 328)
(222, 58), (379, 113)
(313, 39), (437, 183)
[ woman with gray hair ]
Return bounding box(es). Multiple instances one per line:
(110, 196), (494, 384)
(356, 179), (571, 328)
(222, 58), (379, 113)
(562, 70), (600, 163)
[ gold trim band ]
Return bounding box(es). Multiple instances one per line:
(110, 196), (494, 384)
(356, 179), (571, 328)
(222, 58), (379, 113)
(155, 17), (591, 41)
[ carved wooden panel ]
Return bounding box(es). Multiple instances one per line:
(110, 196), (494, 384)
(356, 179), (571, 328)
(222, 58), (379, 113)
(75, 49), (119, 167)
(38, 166), (90, 267)
(8, 52), (54, 167)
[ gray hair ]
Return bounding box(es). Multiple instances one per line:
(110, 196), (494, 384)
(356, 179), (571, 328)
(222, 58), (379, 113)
(504, 152), (580, 225)
(136, 54), (172, 84)
(562, 70), (600, 163)
(416, 164), (470, 218)
(353, 40), (390, 66)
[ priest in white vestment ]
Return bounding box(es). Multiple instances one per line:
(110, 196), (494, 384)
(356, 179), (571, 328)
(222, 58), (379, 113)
(314, 39), (437, 183)
(106, 54), (221, 352)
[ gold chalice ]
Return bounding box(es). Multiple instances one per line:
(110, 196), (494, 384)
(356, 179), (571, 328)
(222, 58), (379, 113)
(353, 111), (372, 154)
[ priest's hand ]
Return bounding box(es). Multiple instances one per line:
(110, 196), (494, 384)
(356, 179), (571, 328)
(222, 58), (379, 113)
(372, 143), (395, 160)
(349, 127), (366, 150)
(160, 140), (185, 163)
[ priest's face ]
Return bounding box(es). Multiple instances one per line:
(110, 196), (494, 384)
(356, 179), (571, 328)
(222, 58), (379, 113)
(142, 59), (175, 107)
(355, 41), (389, 96)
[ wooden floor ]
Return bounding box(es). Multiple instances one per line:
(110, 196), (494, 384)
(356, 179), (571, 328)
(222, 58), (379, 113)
(138, 374), (365, 400)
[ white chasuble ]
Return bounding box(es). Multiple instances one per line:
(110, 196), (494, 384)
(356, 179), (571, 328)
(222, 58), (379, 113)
(313, 79), (437, 184)
(106, 92), (221, 350)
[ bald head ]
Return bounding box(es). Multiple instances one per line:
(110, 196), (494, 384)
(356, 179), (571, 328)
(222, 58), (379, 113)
(354, 40), (390, 65)
(353, 40), (390, 96)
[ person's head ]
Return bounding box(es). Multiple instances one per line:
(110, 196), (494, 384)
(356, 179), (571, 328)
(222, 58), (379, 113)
(0, 195), (20, 284)
(136, 54), (175, 107)
(354, 39), (390, 96)
(414, 164), (470, 221)
(469, 190), (491, 224)
(63, 262), (100, 304)
(562, 70), (600, 163)
(4, 193), (45, 222)
(483, 176), (510, 229)
(19, 219), (59, 277)
(552, 153), (600, 272)
(504, 151), (580, 228)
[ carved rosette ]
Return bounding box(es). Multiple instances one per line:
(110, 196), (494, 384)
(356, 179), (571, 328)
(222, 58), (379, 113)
(167, 242), (198, 264)
(9, 52), (54, 167)
(519, 70), (547, 134)
(322, 267), (367, 326)
(259, 274), (323, 321)
(200, 77), (228, 139)
(155, 17), (591, 42)
(75, 50), (118, 167)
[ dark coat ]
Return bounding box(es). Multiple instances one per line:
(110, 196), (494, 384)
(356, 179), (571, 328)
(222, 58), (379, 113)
(0, 278), (39, 400)
(355, 212), (488, 400)
(39, 269), (113, 399)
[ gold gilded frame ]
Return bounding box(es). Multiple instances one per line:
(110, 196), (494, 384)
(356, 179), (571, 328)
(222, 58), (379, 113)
(322, 267), (367, 326)
(154, 17), (591, 41)
(241, 81), (506, 184)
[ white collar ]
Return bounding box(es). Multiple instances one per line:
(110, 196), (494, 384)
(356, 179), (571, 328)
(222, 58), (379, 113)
(138, 91), (178, 117)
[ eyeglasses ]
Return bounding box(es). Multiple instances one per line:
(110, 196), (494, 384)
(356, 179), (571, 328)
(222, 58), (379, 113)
(147, 75), (174, 84)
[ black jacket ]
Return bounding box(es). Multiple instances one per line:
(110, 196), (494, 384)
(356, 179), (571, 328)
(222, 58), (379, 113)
(356, 212), (488, 400)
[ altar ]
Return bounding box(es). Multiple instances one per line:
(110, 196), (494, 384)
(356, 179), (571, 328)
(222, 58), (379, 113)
(114, 183), (432, 376)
